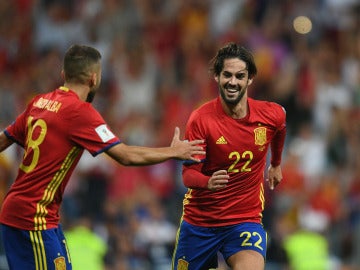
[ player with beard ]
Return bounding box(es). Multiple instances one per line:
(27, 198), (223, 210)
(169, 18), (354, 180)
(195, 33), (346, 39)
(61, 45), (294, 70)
(172, 42), (287, 270)
(0, 44), (205, 270)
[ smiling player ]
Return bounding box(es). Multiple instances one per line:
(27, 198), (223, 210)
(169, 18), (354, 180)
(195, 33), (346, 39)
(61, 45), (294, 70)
(172, 42), (286, 270)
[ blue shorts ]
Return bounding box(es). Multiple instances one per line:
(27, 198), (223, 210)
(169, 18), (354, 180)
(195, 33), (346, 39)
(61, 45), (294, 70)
(172, 220), (267, 270)
(0, 224), (72, 270)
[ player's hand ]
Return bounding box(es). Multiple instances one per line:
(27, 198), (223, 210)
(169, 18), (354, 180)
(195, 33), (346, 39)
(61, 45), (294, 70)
(170, 127), (205, 162)
(267, 165), (283, 190)
(208, 170), (229, 191)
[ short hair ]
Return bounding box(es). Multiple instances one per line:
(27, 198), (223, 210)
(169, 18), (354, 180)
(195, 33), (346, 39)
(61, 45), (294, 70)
(63, 44), (101, 84)
(210, 42), (257, 78)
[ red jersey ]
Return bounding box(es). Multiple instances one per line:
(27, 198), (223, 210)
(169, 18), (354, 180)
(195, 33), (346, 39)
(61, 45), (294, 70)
(0, 87), (120, 230)
(182, 97), (286, 227)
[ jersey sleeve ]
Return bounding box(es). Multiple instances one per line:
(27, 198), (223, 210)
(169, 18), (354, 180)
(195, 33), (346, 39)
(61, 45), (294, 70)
(68, 103), (120, 156)
(270, 104), (286, 166)
(4, 99), (36, 147)
(184, 110), (207, 164)
(182, 110), (209, 189)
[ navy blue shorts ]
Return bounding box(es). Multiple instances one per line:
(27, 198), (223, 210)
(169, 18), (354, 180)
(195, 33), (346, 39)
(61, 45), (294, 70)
(0, 224), (72, 270)
(172, 220), (267, 270)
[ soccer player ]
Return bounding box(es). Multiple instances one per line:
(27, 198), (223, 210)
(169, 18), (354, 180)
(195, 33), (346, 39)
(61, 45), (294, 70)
(0, 44), (205, 270)
(172, 42), (286, 270)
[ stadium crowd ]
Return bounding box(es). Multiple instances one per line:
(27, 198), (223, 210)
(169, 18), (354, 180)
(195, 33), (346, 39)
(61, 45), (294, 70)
(0, 0), (359, 269)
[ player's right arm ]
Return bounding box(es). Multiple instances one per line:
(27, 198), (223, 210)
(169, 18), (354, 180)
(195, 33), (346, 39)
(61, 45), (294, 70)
(183, 166), (229, 191)
(182, 107), (227, 190)
(105, 127), (205, 166)
(0, 131), (14, 152)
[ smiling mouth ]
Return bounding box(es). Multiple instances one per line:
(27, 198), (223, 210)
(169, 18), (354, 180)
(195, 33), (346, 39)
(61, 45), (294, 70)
(225, 87), (239, 93)
(225, 82), (240, 92)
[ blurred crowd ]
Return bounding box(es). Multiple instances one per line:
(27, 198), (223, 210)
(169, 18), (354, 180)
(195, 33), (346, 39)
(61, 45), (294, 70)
(0, 0), (359, 269)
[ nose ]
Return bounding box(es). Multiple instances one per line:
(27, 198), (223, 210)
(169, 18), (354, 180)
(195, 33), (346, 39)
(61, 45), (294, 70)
(229, 75), (237, 85)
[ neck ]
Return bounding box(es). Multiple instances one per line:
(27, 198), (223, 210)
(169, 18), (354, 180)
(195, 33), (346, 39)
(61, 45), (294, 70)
(63, 83), (90, 101)
(221, 97), (248, 119)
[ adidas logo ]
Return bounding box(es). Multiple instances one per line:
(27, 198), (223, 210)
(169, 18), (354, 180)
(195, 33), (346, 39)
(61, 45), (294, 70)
(216, 136), (227, 144)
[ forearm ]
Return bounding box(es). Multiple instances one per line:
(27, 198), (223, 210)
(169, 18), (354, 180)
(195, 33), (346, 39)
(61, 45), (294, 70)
(270, 126), (286, 166)
(106, 143), (177, 166)
(182, 166), (209, 189)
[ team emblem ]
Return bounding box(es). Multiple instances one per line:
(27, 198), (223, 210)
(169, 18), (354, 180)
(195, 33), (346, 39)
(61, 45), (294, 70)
(177, 259), (189, 270)
(254, 127), (267, 146)
(54, 256), (66, 270)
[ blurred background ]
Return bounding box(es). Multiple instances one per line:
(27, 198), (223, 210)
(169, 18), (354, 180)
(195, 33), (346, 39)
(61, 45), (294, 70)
(0, 0), (359, 269)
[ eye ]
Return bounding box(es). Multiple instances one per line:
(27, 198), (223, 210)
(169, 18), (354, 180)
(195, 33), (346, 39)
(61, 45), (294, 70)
(222, 71), (232, 78)
(235, 73), (246, 80)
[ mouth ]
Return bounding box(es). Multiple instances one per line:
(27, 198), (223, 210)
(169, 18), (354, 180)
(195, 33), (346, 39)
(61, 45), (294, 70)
(225, 85), (240, 94)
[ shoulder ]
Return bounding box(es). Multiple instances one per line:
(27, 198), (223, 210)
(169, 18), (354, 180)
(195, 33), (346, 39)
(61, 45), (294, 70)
(188, 98), (218, 121)
(249, 98), (284, 110)
(249, 98), (285, 114)
(71, 102), (102, 122)
(186, 99), (218, 136)
(248, 98), (286, 126)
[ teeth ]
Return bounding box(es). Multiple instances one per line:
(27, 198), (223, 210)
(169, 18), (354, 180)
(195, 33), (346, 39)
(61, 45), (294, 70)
(227, 89), (237, 92)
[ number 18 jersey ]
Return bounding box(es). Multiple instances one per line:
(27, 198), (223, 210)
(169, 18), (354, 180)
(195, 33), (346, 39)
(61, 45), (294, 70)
(0, 87), (120, 230)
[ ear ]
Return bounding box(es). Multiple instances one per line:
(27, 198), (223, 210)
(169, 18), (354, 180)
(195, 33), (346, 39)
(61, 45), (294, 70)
(214, 75), (219, 83)
(247, 77), (253, 85)
(90, 73), (97, 87)
(61, 70), (65, 80)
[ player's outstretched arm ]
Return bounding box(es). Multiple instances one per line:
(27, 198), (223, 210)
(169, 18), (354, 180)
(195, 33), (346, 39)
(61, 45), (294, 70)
(106, 127), (205, 166)
(0, 132), (14, 152)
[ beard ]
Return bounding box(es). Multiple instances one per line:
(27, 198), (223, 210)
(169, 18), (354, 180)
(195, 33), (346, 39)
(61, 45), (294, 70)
(86, 90), (96, 103)
(219, 81), (248, 105)
(86, 78), (101, 103)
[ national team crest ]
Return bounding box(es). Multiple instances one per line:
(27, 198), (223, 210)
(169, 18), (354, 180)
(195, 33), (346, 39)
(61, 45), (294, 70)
(254, 127), (267, 146)
(54, 256), (66, 270)
(177, 259), (189, 270)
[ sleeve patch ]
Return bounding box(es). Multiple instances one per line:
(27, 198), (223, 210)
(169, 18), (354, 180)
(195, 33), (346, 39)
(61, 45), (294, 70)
(95, 124), (115, 142)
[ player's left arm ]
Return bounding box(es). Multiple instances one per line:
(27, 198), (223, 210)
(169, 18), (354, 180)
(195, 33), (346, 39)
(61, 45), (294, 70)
(267, 105), (286, 190)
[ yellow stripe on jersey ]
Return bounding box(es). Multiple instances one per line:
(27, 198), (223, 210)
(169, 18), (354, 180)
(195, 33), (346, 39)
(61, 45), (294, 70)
(171, 216), (184, 270)
(259, 183), (265, 217)
(34, 147), (82, 230)
(30, 230), (47, 270)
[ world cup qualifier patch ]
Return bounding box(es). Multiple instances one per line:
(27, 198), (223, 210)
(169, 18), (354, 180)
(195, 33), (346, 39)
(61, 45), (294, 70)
(95, 124), (115, 142)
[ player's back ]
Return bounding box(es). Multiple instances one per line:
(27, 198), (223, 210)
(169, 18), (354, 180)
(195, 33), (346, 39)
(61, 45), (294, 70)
(0, 87), (86, 230)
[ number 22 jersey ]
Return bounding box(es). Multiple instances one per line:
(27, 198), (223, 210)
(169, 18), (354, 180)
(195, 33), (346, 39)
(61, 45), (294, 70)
(182, 97), (286, 227)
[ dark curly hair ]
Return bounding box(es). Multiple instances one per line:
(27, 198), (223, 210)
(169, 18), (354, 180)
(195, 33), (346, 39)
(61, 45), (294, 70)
(209, 42), (257, 79)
